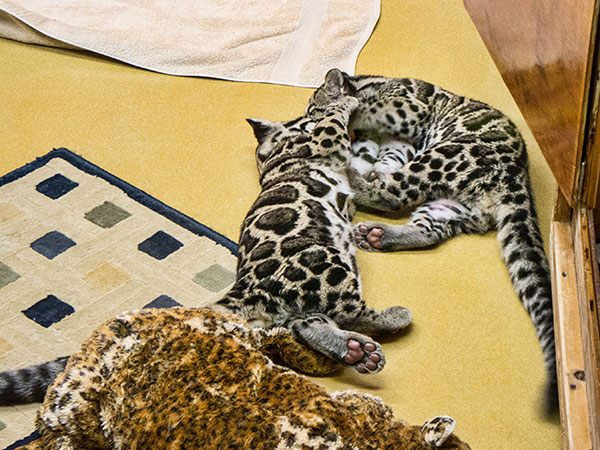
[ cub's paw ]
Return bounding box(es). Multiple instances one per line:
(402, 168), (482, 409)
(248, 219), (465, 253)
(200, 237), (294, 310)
(289, 315), (385, 375)
(343, 337), (385, 374)
(382, 305), (413, 331)
(346, 95), (360, 111)
(364, 170), (386, 186)
(353, 223), (387, 251)
(421, 416), (456, 447)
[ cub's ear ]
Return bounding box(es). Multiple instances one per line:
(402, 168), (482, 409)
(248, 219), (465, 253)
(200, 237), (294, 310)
(421, 416), (456, 447)
(247, 118), (275, 144)
(324, 68), (346, 97)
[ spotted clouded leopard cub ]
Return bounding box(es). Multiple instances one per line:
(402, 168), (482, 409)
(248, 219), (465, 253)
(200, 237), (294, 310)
(307, 69), (556, 411)
(210, 90), (412, 372)
(0, 87), (412, 406)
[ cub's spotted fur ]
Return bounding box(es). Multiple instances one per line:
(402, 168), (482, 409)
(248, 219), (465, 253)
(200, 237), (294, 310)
(210, 93), (412, 371)
(14, 308), (471, 450)
(0, 92), (412, 405)
(307, 69), (556, 411)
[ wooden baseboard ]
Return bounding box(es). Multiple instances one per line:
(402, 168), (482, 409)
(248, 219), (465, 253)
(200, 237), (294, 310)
(551, 220), (593, 449)
(573, 209), (600, 447)
(551, 205), (600, 449)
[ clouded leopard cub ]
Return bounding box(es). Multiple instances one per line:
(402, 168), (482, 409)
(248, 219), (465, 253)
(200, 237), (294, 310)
(210, 93), (412, 371)
(0, 92), (412, 405)
(307, 69), (556, 411)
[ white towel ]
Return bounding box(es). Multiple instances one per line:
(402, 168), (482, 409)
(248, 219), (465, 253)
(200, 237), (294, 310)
(0, 0), (380, 87)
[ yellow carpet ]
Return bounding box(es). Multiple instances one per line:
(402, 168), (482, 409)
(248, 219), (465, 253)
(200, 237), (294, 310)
(0, 0), (559, 448)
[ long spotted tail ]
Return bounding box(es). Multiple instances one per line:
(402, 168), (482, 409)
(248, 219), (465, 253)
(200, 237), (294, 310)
(0, 356), (69, 405)
(496, 187), (557, 412)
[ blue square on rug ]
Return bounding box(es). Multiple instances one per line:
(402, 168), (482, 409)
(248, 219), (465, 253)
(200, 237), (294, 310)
(30, 231), (76, 259)
(35, 173), (79, 199)
(22, 295), (75, 328)
(144, 295), (182, 309)
(138, 230), (183, 260)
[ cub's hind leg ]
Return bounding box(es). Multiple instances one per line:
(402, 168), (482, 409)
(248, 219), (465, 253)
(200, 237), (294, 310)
(288, 314), (385, 374)
(366, 135), (416, 182)
(350, 134), (380, 176)
(350, 133), (416, 180)
(338, 304), (413, 336)
(346, 155), (433, 212)
(354, 199), (491, 251)
(258, 327), (341, 375)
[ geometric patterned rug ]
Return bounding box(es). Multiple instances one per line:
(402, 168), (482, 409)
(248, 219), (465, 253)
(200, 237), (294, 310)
(0, 148), (239, 449)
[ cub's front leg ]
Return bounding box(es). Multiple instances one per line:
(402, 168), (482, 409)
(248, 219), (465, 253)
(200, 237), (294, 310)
(350, 137), (380, 176)
(345, 167), (406, 212)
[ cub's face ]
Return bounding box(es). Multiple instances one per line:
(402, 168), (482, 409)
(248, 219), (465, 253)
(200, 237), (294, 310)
(246, 116), (315, 176)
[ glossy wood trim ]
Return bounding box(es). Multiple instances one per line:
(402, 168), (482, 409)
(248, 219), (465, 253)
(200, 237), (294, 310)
(584, 71), (600, 240)
(580, 1), (600, 207)
(551, 220), (593, 449)
(463, 0), (598, 206)
(554, 188), (572, 223)
(594, 199), (600, 234)
(573, 209), (600, 447)
(589, 212), (600, 332)
(583, 68), (600, 209)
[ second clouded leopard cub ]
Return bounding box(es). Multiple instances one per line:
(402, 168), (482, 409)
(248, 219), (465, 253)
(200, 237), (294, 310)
(307, 69), (556, 411)
(0, 87), (413, 405)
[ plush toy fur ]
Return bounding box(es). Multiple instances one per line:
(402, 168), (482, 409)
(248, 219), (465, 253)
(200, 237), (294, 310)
(17, 308), (470, 449)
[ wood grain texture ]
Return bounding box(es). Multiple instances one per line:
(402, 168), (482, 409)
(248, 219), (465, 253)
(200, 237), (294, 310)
(588, 213), (600, 378)
(583, 70), (600, 209)
(574, 210), (600, 447)
(554, 188), (572, 223)
(464, 0), (597, 206)
(550, 221), (592, 449)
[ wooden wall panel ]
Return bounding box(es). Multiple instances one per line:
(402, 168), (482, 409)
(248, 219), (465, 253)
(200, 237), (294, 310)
(463, 0), (597, 206)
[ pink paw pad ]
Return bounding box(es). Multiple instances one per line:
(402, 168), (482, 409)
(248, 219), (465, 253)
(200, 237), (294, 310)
(355, 225), (384, 250)
(344, 339), (383, 373)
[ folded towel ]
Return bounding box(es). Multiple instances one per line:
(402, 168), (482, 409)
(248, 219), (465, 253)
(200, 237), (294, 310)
(0, 0), (380, 87)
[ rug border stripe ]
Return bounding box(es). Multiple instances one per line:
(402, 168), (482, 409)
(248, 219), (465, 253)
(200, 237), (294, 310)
(0, 148), (239, 256)
(2, 431), (40, 450)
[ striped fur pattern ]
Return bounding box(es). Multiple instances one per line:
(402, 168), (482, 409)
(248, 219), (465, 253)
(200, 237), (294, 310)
(307, 69), (557, 412)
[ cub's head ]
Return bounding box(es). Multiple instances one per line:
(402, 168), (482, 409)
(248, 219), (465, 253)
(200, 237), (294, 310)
(306, 68), (356, 119)
(246, 115), (315, 176)
(388, 415), (472, 449)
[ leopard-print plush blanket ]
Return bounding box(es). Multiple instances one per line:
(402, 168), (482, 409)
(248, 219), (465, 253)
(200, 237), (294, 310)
(17, 308), (470, 449)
